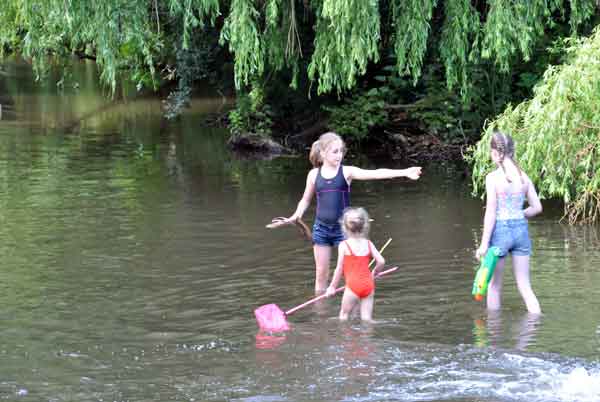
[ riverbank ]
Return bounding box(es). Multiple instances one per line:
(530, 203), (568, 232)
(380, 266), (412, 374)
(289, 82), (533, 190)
(207, 111), (469, 164)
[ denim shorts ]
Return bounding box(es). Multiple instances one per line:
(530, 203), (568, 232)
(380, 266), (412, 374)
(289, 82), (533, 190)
(490, 219), (531, 257)
(312, 219), (345, 247)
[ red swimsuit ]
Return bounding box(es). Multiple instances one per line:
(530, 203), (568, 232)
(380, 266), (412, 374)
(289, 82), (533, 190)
(342, 241), (374, 298)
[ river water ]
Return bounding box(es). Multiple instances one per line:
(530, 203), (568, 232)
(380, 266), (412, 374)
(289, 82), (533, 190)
(1, 58), (599, 402)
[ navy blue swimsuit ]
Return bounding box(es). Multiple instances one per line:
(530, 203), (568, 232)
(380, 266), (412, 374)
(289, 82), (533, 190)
(315, 165), (350, 224)
(312, 165), (350, 246)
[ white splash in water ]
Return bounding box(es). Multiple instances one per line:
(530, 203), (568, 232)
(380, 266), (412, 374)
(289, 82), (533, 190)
(486, 354), (600, 402)
(552, 367), (600, 402)
(377, 346), (600, 402)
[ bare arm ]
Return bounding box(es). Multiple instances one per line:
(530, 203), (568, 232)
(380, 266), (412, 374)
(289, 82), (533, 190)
(346, 166), (422, 182)
(326, 243), (346, 296)
(287, 169), (317, 221)
(369, 241), (385, 275)
(476, 175), (497, 260)
(523, 178), (542, 218)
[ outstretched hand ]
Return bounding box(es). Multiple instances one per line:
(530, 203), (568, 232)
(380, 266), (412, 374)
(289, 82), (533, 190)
(265, 217), (292, 229)
(405, 166), (422, 180)
(265, 216), (312, 241)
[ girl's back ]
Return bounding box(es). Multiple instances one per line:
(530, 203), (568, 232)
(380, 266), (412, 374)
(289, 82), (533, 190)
(490, 167), (529, 221)
(342, 238), (373, 299)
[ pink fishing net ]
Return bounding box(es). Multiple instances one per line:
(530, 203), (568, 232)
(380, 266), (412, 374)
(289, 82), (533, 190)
(254, 303), (290, 332)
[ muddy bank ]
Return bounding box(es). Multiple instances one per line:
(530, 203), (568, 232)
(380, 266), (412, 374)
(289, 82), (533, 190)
(221, 117), (468, 164)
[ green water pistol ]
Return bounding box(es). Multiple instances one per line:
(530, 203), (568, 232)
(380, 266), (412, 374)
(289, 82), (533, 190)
(471, 247), (501, 301)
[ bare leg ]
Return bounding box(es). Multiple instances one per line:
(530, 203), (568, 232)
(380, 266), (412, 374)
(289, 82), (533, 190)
(359, 292), (375, 322)
(339, 288), (359, 320)
(313, 244), (332, 294)
(512, 255), (541, 314)
(349, 304), (360, 319)
(487, 257), (506, 310)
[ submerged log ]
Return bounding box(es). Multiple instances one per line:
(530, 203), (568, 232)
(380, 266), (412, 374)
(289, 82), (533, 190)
(0, 95), (13, 106)
(0, 102), (16, 120)
(227, 132), (293, 156)
(61, 99), (125, 132)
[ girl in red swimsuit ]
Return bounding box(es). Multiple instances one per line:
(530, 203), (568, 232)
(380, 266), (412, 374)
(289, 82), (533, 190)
(325, 207), (385, 322)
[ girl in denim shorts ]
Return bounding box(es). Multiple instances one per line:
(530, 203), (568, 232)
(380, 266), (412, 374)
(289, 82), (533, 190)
(476, 131), (542, 314)
(276, 132), (422, 294)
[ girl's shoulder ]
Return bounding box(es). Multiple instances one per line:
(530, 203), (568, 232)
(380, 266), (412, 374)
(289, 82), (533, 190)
(344, 237), (370, 254)
(342, 165), (362, 182)
(520, 171), (533, 190)
(485, 169), (503, 186)
(520, 170), (532, 183)
(486, 168), (503, 179)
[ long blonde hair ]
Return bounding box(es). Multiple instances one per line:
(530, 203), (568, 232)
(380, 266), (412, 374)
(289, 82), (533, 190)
(341, 207), (370, 238)
(309, 132), (346, 167)
(491, 130), (524, 185)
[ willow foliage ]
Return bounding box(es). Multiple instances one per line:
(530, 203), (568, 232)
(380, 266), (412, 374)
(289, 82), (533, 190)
(169, 0), (220, 49)
(0, 0), (221, 94)
(392, 0), (437, 85)
(0, 3), (19, 56)
(263, 0), (303, 87)
(0, 1), (161, 92)
(468, 28), (600, 223)
(0, 0), (598, 98)
(219, 0), (304, 90)
(439, 0), (480, 96)
(481, 0), (551, 71)
(220, 0), (597, 98)
(308, 0), (380, 94)
(220, 0), (264, 89)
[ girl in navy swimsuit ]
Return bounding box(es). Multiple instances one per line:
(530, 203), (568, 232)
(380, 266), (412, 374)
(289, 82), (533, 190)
(280, 132), (422, 294)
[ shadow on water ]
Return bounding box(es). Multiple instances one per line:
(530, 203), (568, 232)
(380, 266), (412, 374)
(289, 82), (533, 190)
(1, 57), (600, 402)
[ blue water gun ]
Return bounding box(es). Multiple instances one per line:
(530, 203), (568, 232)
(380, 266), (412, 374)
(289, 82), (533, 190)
(472, 247), (501, 301)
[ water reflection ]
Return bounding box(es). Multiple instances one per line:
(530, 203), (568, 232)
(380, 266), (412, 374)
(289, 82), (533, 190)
(338, 325), (378, 387)
(473, 310), (541, 351)
(255, 332), (288, 350)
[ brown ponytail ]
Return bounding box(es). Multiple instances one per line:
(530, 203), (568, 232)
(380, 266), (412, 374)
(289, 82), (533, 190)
(309, 140), (322, 167)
